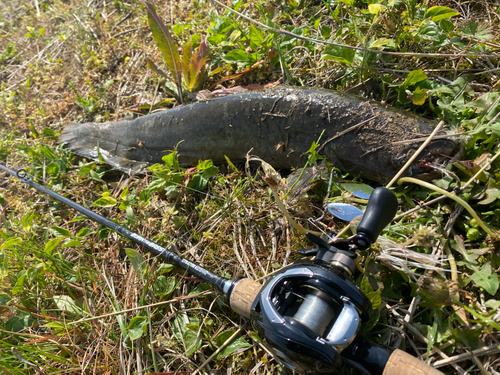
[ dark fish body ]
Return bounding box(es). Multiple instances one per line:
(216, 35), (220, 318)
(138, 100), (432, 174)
(60, 86), (462, 183)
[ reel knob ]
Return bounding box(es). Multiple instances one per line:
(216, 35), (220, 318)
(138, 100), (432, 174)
(354, 187), (398, 250)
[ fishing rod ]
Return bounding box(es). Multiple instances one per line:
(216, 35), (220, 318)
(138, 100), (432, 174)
(0, 163), (443, 375)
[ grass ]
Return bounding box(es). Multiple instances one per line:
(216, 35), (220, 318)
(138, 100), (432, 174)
(1, 0), (500, 373)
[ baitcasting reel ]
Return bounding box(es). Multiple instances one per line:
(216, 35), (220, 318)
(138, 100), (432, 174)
(229, 187), (440, 374)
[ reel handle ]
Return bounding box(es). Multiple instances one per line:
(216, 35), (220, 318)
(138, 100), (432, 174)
(354, 187), (398, 250)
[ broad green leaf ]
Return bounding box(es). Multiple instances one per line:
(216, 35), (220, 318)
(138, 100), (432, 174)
(61, 239), (82, 248)
(410, 87), (428, 105)
(369, 38), (394, 48)
(338, 0), (354, 6)
(125, 248), (147, 276)
(418, 20), (443, 42)
(44, 237), (64, 255)
(0, 293), (10, 306)
(43, 321), (67, 334)
(173, 315), (202, 356)
(425, 6), (459, 22)
(470, 264), (499, 295)
(401, 69), (428, 88)
(340, 182), (373, 199)
(49, 226), (72, 237)
(46, 161), (60, 177)
(0, 237), (23, 250)
(485, 299), (500, 310)
(189, 283), (211, 295)
(6, 314), (32, 332)
(92, 193), (117, 208)
(153, 275), (177, 297)
(76, 227), (93, 238)
(249, 25), (264, 50)
(478, 178), (500, 205)
(22, 211), (38, 232)
(162, 152), (180, 171)
(145, 178), (166, 193)
(229, 29), (242, 43)
(223, 49), (253, 65)
(321, 45), (355, 64)
(142, 1), (182, 99)
(215, 330), (252, 359)
(127, 316), (148, 340)
(368, 4), (386, 14)
(54, 295), (85, 315)
(320, 24), (331, 39)
(439, 19), (454, 33)
(156, 263), (175, 274)
(248, 330), (263, 344)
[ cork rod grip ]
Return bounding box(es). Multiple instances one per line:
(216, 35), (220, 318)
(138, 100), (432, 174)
(383, 349), (443, 375)
(229, 278), (261, 318)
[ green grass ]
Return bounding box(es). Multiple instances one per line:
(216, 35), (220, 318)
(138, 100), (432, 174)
(1, 0), (500, 373)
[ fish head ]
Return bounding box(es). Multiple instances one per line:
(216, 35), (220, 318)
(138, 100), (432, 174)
(323, 134), (464, 184)
(397, 137), (465, 181)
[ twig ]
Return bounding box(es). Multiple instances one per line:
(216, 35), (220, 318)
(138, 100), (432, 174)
(209, 0), (499, 59)
(462, 148), (500, 190)
(233, 225), (252, 279)
(316, 115), (379, 154)
(393, 195), (447, 221)
(192, 327), (246, 375)
(391, 133), (463, 145)
(386, 121), (444, 188)
(432, 344), (500, 368)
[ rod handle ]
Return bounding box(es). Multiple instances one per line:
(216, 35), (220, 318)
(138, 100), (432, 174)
(383, 349), (443, 375)
(229, 278), (261, 318)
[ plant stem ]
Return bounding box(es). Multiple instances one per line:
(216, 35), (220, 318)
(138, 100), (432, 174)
(397, 177), (498, 239)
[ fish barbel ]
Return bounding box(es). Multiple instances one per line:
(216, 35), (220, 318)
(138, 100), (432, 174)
(59, 86), (462, 183)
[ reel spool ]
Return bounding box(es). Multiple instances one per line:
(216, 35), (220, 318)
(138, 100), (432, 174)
(250, 260), (371, 374)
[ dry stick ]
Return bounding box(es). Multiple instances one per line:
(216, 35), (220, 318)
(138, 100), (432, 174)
(233, 225), (252, 279)
(209, 0), (499, 59)
(432, 344), (500, 369)
(392, 133), (463, 145)
(316, 115), (378, 154)
(192, 327), (245, 375)
(462, 148), (500, 190)
(386, 121), (445, 188)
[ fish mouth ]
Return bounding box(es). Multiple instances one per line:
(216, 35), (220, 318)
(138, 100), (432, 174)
(409, 163), (444, 181)
(406, 137), (464, 181)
